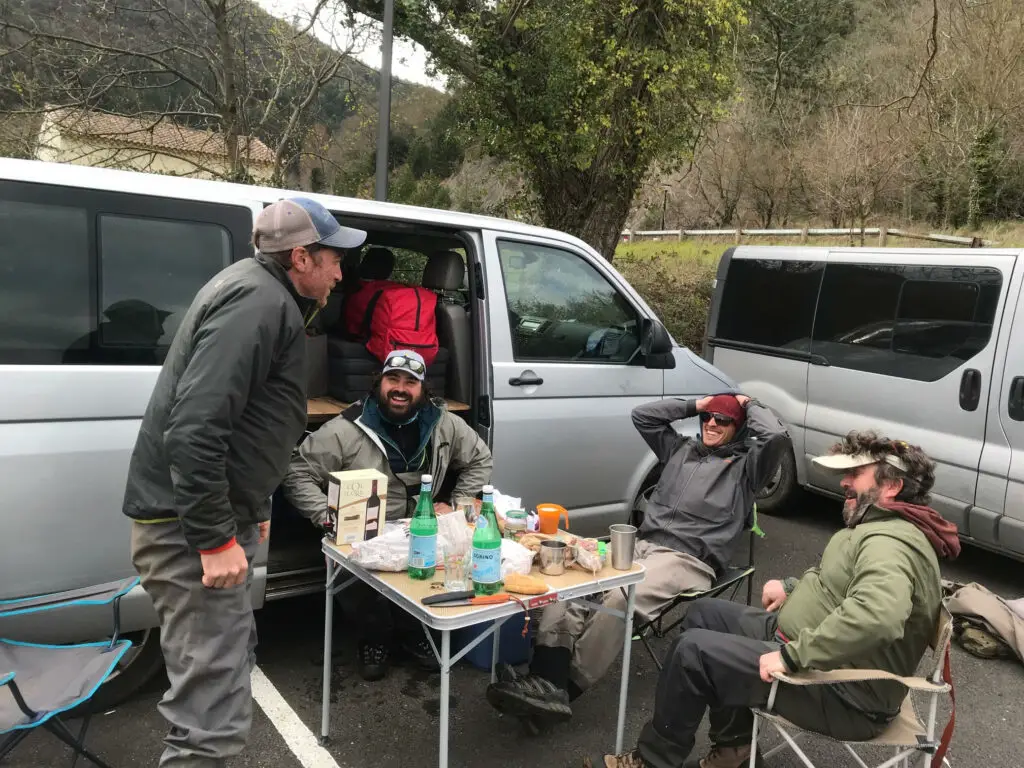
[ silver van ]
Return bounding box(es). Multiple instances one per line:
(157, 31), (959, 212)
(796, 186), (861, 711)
(704, 245), (1024, 561)
(0, 158), (734, 704)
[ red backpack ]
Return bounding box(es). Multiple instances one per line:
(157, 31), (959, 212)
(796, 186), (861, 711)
(343, 279), (399, 339)
(362, 284), (439, 365)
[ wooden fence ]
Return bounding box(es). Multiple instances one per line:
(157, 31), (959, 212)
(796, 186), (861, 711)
(620, 226), (989, 247)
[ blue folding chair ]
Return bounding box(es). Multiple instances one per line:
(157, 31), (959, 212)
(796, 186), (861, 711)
(0, 576), (139, 767)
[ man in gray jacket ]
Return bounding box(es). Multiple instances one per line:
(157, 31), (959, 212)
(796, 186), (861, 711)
(486, 393), (789, 727)
(124, 197), (366, 767)
(282, 349), (493, 680)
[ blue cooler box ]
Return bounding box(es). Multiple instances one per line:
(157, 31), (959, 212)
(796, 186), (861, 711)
(452, 617), (532, 671)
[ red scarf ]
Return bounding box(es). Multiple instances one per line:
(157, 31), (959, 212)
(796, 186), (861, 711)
(881, 501), (961, 560)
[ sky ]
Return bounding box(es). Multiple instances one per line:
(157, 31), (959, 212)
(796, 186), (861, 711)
(253, 0), (448, 92)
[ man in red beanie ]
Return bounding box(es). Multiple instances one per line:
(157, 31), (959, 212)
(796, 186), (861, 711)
(486, 392), (790, 728)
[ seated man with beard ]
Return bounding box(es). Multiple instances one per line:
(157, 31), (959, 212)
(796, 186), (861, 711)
(281, 349), (493, 680)
(603, 431), (960, 768)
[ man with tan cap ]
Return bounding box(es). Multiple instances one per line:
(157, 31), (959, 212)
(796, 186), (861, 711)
(603, 430), (960, 768)
(124, 197), (365, 767)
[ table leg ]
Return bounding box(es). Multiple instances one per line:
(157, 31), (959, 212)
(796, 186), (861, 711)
(490, 619), (501, 684)
(439, 629), (451, 768)
(615, 584), (637, 755)
(320, 557), (336, 745)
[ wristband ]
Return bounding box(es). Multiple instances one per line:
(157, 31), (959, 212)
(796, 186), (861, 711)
(199, 536), (237, 555)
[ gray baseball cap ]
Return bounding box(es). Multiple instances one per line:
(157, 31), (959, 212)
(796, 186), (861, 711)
(253, 197), (366, 252)
(382, 349), (427, 381)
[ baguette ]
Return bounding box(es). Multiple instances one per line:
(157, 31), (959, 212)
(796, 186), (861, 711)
(503, 572), (548, 595)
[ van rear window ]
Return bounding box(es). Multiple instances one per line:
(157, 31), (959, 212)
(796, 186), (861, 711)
(716, 259), (823, 350)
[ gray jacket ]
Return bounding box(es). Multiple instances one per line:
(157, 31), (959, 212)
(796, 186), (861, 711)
(122, 254), (312, 552)
(632, 397), (790, 575)
(282, 397), (493, 525)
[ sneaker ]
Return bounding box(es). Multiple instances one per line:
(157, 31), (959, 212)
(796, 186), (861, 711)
(603, 750), (646, 768)
(485, 673), (572, 722)
(357, 641), (390, 682)
(399, 635), (441, 672)
(684, 745), (764, 768)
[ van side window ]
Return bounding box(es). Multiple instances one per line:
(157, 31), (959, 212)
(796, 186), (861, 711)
(812, 264), (1002, 382)
(1, 181), (249, 366)
(0, 199), (90, 364)
(497, 240), (640, 363)
(97, 215), (231, 359)
(717, 259), (823, 350)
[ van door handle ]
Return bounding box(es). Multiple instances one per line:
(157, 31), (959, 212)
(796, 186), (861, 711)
(509, 373), (544, 387)
(1009, 376), (1024, 421)
(959, 368), (981, 412)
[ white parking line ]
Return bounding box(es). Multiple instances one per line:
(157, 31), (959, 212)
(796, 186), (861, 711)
(251, 665), (342, 768)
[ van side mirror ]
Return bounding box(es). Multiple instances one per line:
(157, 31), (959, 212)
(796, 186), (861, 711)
(641, 319), (675, 369)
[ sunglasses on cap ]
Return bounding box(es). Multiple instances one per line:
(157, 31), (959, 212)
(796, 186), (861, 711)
(700, 412), (736, 427)
(384, 352), (426, 375)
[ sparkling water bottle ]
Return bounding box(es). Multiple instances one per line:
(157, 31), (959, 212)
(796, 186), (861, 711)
(472, 485), (503, 595)
(408, 474), (437, 580)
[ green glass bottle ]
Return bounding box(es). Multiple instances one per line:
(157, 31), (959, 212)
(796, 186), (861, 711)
(472, 484), (503, 595)
(408, 474), (437, 580)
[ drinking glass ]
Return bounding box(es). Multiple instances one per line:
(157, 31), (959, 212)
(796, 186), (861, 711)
(442, 545), (471, 592)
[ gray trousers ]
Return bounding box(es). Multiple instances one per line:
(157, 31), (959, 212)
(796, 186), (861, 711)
(131, 521), (260, 768)
(534, 540), (715, 692)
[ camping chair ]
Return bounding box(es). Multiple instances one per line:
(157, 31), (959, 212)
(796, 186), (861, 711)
(0, 576), (140, 768)
(751, 605), (956, 768)
(629, 486), (761, 671)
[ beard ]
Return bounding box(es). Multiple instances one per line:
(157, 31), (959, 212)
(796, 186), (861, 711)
(842, 487), (881, 527)
(376, 383), (428, 422)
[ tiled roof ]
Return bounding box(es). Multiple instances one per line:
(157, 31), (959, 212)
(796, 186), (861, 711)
(46, 107), (275, 165)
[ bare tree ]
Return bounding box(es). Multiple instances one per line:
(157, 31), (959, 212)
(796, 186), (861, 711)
(0, 0), (371, 183)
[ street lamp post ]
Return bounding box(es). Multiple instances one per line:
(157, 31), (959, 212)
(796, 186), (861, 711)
(374, 0), (395, 202)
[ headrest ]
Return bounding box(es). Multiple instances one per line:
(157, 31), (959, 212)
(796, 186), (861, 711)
(359, 247), (395, 280)
(422, 250), (465, 291)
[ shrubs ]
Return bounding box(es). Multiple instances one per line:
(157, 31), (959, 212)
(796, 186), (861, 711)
(615, 250), (718, 352)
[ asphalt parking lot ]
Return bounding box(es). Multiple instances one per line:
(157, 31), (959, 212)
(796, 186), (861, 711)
(7, 495), (1024, 768)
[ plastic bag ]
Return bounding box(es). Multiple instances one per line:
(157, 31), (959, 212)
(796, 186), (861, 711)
(438, 510), (473, 557)
(501, 538), (536, 577)
(349, 521), (410, 572)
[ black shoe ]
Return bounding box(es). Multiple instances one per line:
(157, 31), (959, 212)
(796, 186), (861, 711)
(400, 635), (440, 672)
(485, 673), (573, 722)
(358, 641), (390, 682)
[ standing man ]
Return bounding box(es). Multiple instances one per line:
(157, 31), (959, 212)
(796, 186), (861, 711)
(124, 198), (366, 767)
(603, 431), (959, 768)
(282, 349), (493, 680)
(486, 393), (789, 727)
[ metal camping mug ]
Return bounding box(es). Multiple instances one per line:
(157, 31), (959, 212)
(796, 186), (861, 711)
(539, 539), (568, 576)
(609, 524), (637, 570)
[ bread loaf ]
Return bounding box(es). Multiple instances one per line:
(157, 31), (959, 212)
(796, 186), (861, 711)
(503, 572), (548, 595)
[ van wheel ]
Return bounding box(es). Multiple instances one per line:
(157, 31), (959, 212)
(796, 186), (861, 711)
(68, 627), (165, 716)
(756, 450), (797, 515)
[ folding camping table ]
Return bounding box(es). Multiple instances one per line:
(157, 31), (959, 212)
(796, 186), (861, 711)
(319, 539), (646, 768)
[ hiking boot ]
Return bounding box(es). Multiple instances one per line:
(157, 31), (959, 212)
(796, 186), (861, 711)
(685, 744), (765, 768)
(399, 635), (440, 672)
(603, 750), (647, 767)
(485, 673), (573, 722)
(357, 641), (390, 682)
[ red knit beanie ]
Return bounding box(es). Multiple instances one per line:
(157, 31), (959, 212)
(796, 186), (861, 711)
(704, 394), (745, 427)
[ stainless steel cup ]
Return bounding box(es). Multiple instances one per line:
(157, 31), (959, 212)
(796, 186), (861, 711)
(609, 524), (637, 570)
(539, 539), (567, 576)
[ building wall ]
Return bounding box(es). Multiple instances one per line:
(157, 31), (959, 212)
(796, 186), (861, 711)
(35, 120), (274, 183)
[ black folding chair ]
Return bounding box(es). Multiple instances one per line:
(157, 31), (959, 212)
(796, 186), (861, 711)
(0, 576), (139, 767)
(628, 487), (761, 671)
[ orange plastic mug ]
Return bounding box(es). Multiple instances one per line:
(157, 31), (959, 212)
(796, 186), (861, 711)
(537, 503), (569, 535)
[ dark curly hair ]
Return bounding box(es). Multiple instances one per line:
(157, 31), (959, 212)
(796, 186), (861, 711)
(829, 430), (936, 505)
